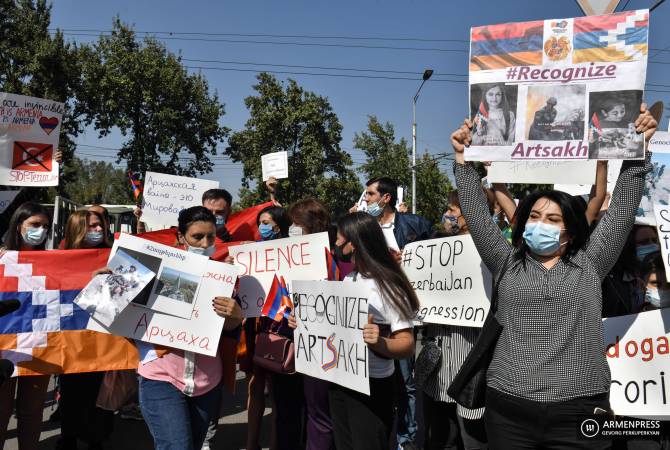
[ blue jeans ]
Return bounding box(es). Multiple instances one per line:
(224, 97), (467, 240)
(396, 357), (417, 445)
(139, 377), (223, 450)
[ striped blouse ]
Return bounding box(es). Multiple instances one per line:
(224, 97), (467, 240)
(453, 155), (651, 402)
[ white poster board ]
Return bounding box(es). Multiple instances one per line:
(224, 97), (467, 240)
(0, 190), (20, 213)
(229, 232), (330, 318)
(653, 204), (670, 282)
(554, 160), (622, 197)
(401, 235), (492, 327)
(261, 151), (289, 181)
(487, 161), (596, 185)
(0, 93), (63, 186)
(293, 280), (370, 395)
(466, 10), (649, 161)
(603, 309), (670, 417)
(110, 234), (210, 319)
(141, 172), (218, 227)
(637, 133), (670, 226)
(89, 258), (238, 356)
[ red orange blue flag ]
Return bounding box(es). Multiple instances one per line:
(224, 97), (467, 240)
(261, 275), (293, 322)
(325, 248), (341, 282)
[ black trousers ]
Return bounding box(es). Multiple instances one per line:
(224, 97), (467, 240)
(485, 387), (612, 450)
(59, 372), (114, 445)
(328, 375), (395, 450)
(422, 392), (488, 450)
(272, 372), (305, 450)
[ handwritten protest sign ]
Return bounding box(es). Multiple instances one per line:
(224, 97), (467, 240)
(554, 160), (622, 196)
(0, 93), (63, 186)
(466, 10), (649, 162)
(141, 172), (218, 227)
(293, 280), (370, 395)
(653, 204), (670, 282)
(487, 161), (596, 184)
(637, 135), (670, 226)
(229, 232), (330, 317)
(603, 309), (670, 417)
(401, 235), (492, 327)
(261, 151), (289, 181)
(109, 234), (210, 319)
(0, 190), (20, 213)
(89, 257), (238, 356)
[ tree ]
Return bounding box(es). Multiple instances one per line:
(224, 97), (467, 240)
(414, 151), (453, 224)
(0, 0), (86, 200)
(354, 116), (411, 188)
(79, 19), (228, 177)
(226, 73), (361, 217)
(62, 158), (134, 204)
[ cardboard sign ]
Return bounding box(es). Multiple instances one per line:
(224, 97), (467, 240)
(141, 171), (218, 227)
(293, 280), (370, 395)
(229, 233), (330, 318)
(109, 234), (210, 319)
(637, 138), (670, 226)
(554, 160), (622, 197)
(487, 160), (597, 184)
(603, 309), (670, 417)
(401, 235), (492, 327)
(466, 10), (649, 161)
(653, 204), (670, 282)
(261, 151), (289, 181)
(89, 258), (238, 356)
(0, 93), (63, 186)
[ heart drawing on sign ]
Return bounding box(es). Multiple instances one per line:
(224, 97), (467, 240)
(39, 117), (59, 135)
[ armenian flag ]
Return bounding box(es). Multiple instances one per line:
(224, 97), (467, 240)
(325, 248), (341, 281)
(128, 171), (142, 200)
(590, 113), (603, 136)
(0, 249), (139, 376)
(261, 275), (293, 322)
(573, 10), (648, 63)
(470, 20), (544, 71)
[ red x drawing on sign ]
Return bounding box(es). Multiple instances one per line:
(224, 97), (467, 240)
(12, 142), (53, 172)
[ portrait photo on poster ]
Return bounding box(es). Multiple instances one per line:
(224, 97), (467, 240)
(470, 83), (518, 147)
(115, 246), (162, 306)
(588, 90), (644, 160)
(525, 84), (586, 141)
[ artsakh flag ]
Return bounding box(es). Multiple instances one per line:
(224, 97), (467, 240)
(0, 249), (139, 376)
(261, 275), (293, 322)
(470, 20), (544, 71)
(573, 9), (648, 63)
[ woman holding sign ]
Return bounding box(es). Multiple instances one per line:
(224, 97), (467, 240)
(329, 212), (419, 450)
(449, 104), (657, 449)
(137, 206), (243, 450)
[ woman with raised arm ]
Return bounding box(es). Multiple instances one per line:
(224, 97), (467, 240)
(449, 104), (656, 449)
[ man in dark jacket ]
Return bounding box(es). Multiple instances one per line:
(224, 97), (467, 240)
(363, 176), (432, 450)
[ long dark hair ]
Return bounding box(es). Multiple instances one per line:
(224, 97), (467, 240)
(482, 83), (512, 141)
(5, 202), (50, 251)
(511, 190), (588, 263)
(177, 206), (216, 236)
(257, 206), (290, 238)
(288, 198), (331, 234)
(337, 212), (419, 321)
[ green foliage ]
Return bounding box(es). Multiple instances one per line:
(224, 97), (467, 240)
(414, 151), (453, 224)
(355, 116), (411, 188)
(62, 157), (134, 204)
(78, 18), (228, 177)
(227, 73), (361, 217)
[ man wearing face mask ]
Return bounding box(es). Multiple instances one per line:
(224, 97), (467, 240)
(363, 177), (431, 450)
(201, 188), (233, 243)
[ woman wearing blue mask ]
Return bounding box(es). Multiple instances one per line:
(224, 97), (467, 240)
(256, 206), (289, 242)
(0, 202), (51, 449)
(57, 209), (115, 450)
(450, 104), (657, 449)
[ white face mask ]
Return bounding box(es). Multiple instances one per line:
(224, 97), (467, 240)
(186, 244), (216, 257)
(288, 224), (304, 237)
(645, 287), (670, 309)
(22, 226), (47, 246)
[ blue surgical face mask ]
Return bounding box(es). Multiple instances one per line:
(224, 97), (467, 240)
(366, 201), (384, 217)
(523, 221), (567, 256)
(22, 227), (47, 246)
(259, 223), (279, 240)
(85, 231), (104, 246)
(215, 215), (226, 228)
(187, 244), (216, 257)
(637, 243), (660, 261)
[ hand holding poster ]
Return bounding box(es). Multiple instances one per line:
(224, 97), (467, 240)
(229, 232), (330, 317)
(141, 171), (219, 227)
(261, 151), (289, 181)
(293, 280), (370, 395)
(467, 10), (649, 162)
(0, 93), (63, 186)
(401, 235), (492, 327)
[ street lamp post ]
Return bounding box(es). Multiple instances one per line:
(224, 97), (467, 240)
(412, 69), (433, 214)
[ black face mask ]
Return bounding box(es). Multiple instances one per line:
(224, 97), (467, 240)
(334, 241), (353, 263)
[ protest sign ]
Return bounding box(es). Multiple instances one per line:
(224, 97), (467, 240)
(487, 160), (596, 184)
(229, 232), (330, 317)
(576, 0), (620, 16)
(401, 235), (492, 327)
(0, 93), (63, 186)
(110, 234), (210, 319)
(603, 309), (670, 417)
(554, 160), (622, 196)
(89, 257), (238, 356)
(261, 151), (289, 181)
(74, 249), (155, 326)
(653, 204), (670, 282)
(466, 10), (649, 162)
(637, 136), (670, 226)
(293, 280), (370, 395)
(0, 190), (20, 213)
(141, 171), (218, 227)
